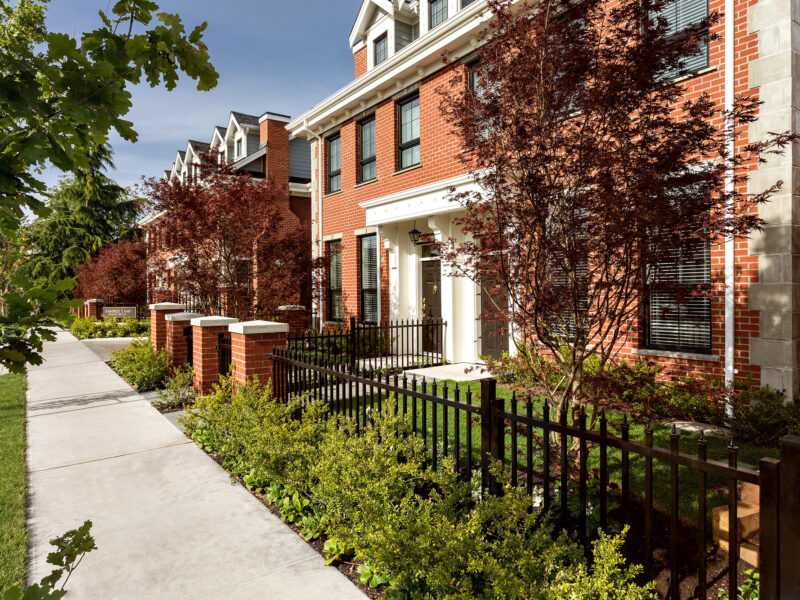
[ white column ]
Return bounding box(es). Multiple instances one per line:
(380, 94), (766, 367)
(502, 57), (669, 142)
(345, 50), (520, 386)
(429, 215), (454, 363)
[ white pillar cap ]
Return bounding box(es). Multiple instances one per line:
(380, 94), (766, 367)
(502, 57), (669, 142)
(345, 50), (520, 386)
(228, 321), (289, 335)
(149, 302), (186, 311)
(190, 316), (239, 327)
(165, 312), (205, 322)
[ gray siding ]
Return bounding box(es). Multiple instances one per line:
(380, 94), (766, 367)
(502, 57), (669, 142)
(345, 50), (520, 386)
(289, 138), (312, 181)
(396, 21), (414, 51)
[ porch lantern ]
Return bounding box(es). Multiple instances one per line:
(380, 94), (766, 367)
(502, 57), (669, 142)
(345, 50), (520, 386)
(408, 226), (422, 245)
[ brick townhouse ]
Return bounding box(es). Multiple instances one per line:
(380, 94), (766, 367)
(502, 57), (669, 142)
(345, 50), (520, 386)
(141, 110), (313, 313)
(287, 0), (800, 396)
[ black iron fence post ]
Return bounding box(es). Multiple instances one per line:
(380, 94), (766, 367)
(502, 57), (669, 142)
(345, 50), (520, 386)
(760, 457), (780, 600)
(779, 435), (800, 599)
(349, 316), (357, 374)
(480, 378), (503, 495)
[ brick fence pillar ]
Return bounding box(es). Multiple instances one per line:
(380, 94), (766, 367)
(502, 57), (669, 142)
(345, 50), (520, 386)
(277, 305), (310, 335)
(85, 299), (104, 320)
(229, 321), (289, 390)
(191, 316), (239, 394)
(149, 303), (185, 353)
(165, 312), (204, 368)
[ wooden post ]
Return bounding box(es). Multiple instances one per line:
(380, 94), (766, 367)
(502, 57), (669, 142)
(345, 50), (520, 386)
(779, 435), (800, 599)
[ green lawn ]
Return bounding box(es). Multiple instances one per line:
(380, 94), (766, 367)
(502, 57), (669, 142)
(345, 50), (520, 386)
(437, 379), (778, 524)
(305, 374), (778, 525)
(0, 372), (27, 594)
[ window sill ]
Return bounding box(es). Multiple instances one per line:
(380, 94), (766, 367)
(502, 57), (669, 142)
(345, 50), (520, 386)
(354, 178), (378, 189)
(324, 190), (343, 198)
(393, 164), (423, 176)
(672, 65), (716, 84)
(632, 348), (720, 363)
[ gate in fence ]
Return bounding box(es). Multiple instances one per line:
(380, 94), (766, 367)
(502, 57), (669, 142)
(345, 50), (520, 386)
(286, 316), (446, 373)
(217, 332), (232, 376)
(270, 349), (800, 600)
(183, 326), (194, 367)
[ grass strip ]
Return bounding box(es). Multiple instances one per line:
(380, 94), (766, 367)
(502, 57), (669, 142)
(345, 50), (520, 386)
(0, 372), (27, 594)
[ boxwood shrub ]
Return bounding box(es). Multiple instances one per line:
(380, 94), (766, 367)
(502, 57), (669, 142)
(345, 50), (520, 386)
(110, 339), (170, 391)
(181, 379), (656, 600)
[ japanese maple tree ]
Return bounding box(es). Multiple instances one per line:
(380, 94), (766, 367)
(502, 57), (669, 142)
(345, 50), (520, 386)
(75, 239), (147, 306)
(439, 0), (797, 415)
(142, 153), (311, 320)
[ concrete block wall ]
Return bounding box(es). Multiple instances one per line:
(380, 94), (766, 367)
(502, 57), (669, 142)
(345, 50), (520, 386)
(746, 0), (800, 396)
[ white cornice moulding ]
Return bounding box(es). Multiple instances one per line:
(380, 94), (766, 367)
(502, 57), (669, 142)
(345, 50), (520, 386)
(360, 172), (476, 209)
(259, 112), (292, 124)
(229, 321), (290, 335)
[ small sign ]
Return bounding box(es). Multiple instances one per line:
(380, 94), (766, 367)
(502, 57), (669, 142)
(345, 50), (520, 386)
(103, 306), (137, 319)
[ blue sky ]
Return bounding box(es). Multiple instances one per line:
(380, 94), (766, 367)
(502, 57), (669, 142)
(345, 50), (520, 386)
(43, 0), (362, 190)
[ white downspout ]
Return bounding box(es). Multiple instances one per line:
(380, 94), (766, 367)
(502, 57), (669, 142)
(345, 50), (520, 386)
(724, 0), (736, 406)
(300, 119), (325, 331)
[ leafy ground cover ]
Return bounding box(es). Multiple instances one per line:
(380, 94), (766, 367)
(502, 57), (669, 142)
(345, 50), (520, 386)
(182, 377), (657, 600)
(0, 372), (27, 594)
(70, 317), (149, 340)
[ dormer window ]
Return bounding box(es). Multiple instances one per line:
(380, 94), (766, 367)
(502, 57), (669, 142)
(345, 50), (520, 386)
(236, 138), (244, 158)
(430, 0), (448, 28)
(374, 33), (388, 66)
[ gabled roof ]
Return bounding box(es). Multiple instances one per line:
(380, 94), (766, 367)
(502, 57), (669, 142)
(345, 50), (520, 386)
(231, 111), (259, 127)
(225, 111), (259, 142)
(350, 0), (418, 48)
(350, 0), (394, 47)
(188, 140), (210, 151)
(210, 126), (226, 149)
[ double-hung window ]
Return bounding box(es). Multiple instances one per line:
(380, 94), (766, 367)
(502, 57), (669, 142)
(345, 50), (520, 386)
(327, 240), (342, 323)
(327, 134), (341, 194)
(358, 234), (379, 324)
(656, 0), (709, 74)
(359, 116), (377, 183)
(430, 0), (448, 28)
(374, 34), (388, 66)
(398, 94), (421, 170)
(236, 139), (243, 158)
(643, 241), (711, 354)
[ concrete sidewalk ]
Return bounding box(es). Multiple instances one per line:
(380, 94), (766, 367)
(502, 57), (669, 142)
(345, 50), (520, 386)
(26, 330), (366, 600)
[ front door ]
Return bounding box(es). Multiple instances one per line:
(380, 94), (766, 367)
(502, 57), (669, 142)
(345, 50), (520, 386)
(421, 259), (442, 354)
(480, 284), (509, 360)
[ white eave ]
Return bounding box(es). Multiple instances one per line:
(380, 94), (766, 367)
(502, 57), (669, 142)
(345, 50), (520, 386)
(290, 0), (489, 138)
(138, 210), (166, 227)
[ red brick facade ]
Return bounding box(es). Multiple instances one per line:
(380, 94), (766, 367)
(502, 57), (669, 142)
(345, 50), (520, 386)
(299, 0), (775, 388)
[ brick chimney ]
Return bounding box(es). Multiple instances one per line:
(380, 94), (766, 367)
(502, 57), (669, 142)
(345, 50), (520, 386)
(259, 112), (292, 201)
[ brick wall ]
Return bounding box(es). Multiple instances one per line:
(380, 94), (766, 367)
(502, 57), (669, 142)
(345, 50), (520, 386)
(229, 322), (289, 388)
(317, 0), (767, 386)
(192, 317), (238, 394)
(150, 304), (185, 352)
(354, 46), (368, 79)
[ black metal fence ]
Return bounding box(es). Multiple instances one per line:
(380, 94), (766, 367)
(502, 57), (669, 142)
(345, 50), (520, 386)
(287, 316), (447, 373)
(217, 332), (232, 376)
(270, 350), (800, 600)
(183, 326), (194, 367)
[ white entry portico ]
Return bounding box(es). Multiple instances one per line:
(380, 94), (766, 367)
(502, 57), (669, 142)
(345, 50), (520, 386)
(361, 173), (507, 364)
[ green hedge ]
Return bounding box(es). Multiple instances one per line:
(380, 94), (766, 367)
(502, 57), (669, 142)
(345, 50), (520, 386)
(70, 317), (149, 340)
(181, 380), (656, 600)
